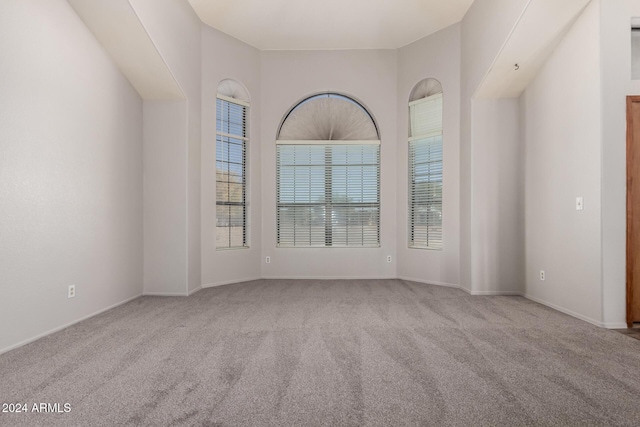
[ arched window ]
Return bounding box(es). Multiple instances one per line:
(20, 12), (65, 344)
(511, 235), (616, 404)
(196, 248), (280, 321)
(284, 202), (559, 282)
(408, 78), (443, 250)
(276, 93), (380, 247)
(216, 79), (249, 249)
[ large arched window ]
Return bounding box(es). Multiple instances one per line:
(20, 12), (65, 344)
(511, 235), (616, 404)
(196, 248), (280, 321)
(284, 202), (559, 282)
(408, 78), (443, 250)
(276, 93), (380, 247)
(216, 79), (249, 249)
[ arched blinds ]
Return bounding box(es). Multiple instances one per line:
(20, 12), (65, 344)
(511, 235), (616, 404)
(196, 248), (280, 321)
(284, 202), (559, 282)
(278, 93), (378, 141)
(276, 93), (380, 247)
(408, 78), (443, 250)
(217, 78), (250, 102)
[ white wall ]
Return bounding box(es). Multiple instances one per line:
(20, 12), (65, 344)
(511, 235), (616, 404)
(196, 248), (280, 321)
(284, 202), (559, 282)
(396, 24), (461, 287)
(201, 25), (262, 287)
(470, 98), (523, 295)
(600, 0), (640, 327)
(459, 0), (529, 291)
(143, 101), (188, 295)
(521, 0), (603, 324)
(260, 50), (398, 279)
(460, 0), (531, 97)
(3, 0), (622, 357)
(129, 0), (203, 294)
(0, 0), (143, 352)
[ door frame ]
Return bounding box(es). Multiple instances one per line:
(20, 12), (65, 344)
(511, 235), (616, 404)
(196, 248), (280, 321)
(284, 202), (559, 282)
(626, 96), (640, 327)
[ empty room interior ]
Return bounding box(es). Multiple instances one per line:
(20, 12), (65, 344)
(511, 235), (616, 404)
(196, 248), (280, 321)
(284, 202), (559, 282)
(2, 0), (640, 425)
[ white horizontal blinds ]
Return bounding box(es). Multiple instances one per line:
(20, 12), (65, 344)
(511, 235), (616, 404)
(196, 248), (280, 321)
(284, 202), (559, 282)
(409, 93), (442, 139)
(277, 143), (380, 247)
(409, 92), (443, 250)
(216, 96), (248, 249)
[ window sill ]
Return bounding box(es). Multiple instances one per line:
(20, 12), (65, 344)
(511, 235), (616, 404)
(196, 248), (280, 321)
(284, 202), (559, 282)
(275, 245), (381, 249)
(408, 246), (442, 251)
(216, 246), (250, 251)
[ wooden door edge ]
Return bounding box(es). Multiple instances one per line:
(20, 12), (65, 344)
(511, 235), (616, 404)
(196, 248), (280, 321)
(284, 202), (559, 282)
(626, 96), (640, 328)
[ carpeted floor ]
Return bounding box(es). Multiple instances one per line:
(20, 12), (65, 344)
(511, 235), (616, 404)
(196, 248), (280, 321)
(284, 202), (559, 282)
(1, 279), (640, 426)
(616, 325), (640, 341)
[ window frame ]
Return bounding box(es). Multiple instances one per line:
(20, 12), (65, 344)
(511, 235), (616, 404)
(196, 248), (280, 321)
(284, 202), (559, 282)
(216, 94), (249, 250)
(276, 93), (380, 248)
(408, 91), (443, 251)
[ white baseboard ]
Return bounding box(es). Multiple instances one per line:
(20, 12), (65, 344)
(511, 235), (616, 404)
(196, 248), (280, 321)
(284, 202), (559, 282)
(0, 293), (142, 356)
(261, 275), (397, 281)
(143, 286), (203, 297)
(397, 280), (622, 329)
(398, 276), (462, 290)
(522, 293), (607, 328)
(470, 290), (523, 296)
(202, 276), (262, 288)
(143, 291), (189, 296)
(398, 277), (521, 297)
(600, 322), (629, 329)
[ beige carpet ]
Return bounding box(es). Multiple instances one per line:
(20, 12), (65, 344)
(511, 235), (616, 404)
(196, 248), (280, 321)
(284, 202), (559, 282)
(1, 279), (640, 426)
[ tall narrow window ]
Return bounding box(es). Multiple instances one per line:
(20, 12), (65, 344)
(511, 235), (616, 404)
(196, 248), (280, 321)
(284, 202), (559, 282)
(632, 19), (640, 79)
(216, 80), (249, 249)
(276, 93), (380, 247)
(409, 79), (443, 250)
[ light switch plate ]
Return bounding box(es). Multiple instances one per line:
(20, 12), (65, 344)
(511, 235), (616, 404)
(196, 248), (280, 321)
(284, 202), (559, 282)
(576, 197), (584, 211)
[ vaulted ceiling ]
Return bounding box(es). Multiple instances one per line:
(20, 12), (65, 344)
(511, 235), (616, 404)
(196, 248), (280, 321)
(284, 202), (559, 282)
(66, 0), (592, 100)
(187, 0), (475, 50)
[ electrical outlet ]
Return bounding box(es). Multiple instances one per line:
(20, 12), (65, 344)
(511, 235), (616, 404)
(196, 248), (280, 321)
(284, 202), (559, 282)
(387, 255), (392, 263)
(576, 197), (584, 211)
(540, 270), (545, 281)
(68, 285), (76, 298)
(265, 256), (271, 264)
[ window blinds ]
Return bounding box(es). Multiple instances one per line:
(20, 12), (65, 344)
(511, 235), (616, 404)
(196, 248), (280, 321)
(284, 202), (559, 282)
(409, 93), (443, 250)
(216, 96), (248, 249)
(276, 142), (380, 247)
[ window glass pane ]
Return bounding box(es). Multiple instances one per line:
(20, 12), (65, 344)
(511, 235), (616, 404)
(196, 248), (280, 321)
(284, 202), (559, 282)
(277, 144), (380, 247)
(409, 85), (443, 250)
(633, 27), (640, 80)
(216, 205), (230, 248)
(409, 135), (442, 249)
(276, 93), (379, 248)
(229, 206), (245, 247)
(216, 96), (248, 249)
(217, 99), (246, 137)
(227, 183), (244, 203)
